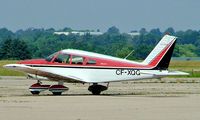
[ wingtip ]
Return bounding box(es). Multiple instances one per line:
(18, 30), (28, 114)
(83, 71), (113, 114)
(3, 64), (15, 69)
(3, 64), (24, 69)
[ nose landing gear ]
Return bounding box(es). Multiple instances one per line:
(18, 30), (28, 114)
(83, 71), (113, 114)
(88, 83), (109, 95)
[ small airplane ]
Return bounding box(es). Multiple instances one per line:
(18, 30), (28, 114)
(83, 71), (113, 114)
(4, 35), (189, 95)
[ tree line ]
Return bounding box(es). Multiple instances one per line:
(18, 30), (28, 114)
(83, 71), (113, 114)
(0, 26), (200, 60)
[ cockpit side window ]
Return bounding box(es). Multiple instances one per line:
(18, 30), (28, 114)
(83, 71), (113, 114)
(71, 55), (84, 65)
(54, 53), (70, 64)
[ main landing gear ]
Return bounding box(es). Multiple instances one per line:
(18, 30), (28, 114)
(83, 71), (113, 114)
(88, 83), (109, 95)
(29, 82), (50, 95)
(29, 81), (69, 95)
(49, 85), (69, 95)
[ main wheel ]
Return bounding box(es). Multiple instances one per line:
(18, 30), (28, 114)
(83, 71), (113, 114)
(52, 92), (62, 95)
(30, 91), (40, 95)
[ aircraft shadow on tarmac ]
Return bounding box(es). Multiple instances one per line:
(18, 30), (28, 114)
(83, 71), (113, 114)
(18, 93), (187, 97)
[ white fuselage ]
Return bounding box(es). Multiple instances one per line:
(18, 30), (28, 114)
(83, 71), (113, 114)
(30, 66), (164, 83)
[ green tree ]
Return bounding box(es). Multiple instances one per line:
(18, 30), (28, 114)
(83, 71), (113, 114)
(107, 26), (120, 34)
(139, 28), (147, 35)
(174, 44), (197, 57)
(164, 27), (175, 35)
(0, 39), (31, 60)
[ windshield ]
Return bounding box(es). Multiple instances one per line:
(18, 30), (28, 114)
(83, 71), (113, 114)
(45, 52), (57, 62)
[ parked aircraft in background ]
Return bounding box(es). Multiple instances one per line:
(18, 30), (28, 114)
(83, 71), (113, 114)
(4, 35), (188, 95)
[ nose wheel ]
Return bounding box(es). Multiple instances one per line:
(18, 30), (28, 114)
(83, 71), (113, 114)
(88, 83), (108, 95)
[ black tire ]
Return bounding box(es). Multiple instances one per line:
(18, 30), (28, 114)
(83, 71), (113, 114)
(92, 90), (101, 95)
(31, 91), (40, 95)
(88, 84), (108, 95)
(52, 92), (62, 95)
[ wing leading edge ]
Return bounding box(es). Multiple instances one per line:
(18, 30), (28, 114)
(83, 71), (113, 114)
(4, 64), (85, 83)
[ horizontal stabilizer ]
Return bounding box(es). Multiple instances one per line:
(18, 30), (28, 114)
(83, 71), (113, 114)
(141, 71), (189, 77)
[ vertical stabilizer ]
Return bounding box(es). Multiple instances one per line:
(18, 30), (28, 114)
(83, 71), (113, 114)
(142, 35), (177, 70)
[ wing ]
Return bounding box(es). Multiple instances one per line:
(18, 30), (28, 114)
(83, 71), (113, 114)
(4, 64), (85, 83)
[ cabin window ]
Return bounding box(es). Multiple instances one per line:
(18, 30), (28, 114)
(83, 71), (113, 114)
(86, 59), (96, 65)
(71, 56), (84, 65)
(54, 54), (70, 64)
(45, 52), (57, 62)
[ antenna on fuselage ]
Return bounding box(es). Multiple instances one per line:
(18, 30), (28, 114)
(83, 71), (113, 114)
(124, 50), (134, 59)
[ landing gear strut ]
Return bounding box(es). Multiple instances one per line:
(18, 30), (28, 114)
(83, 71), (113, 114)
(88, 83), (108, 95)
